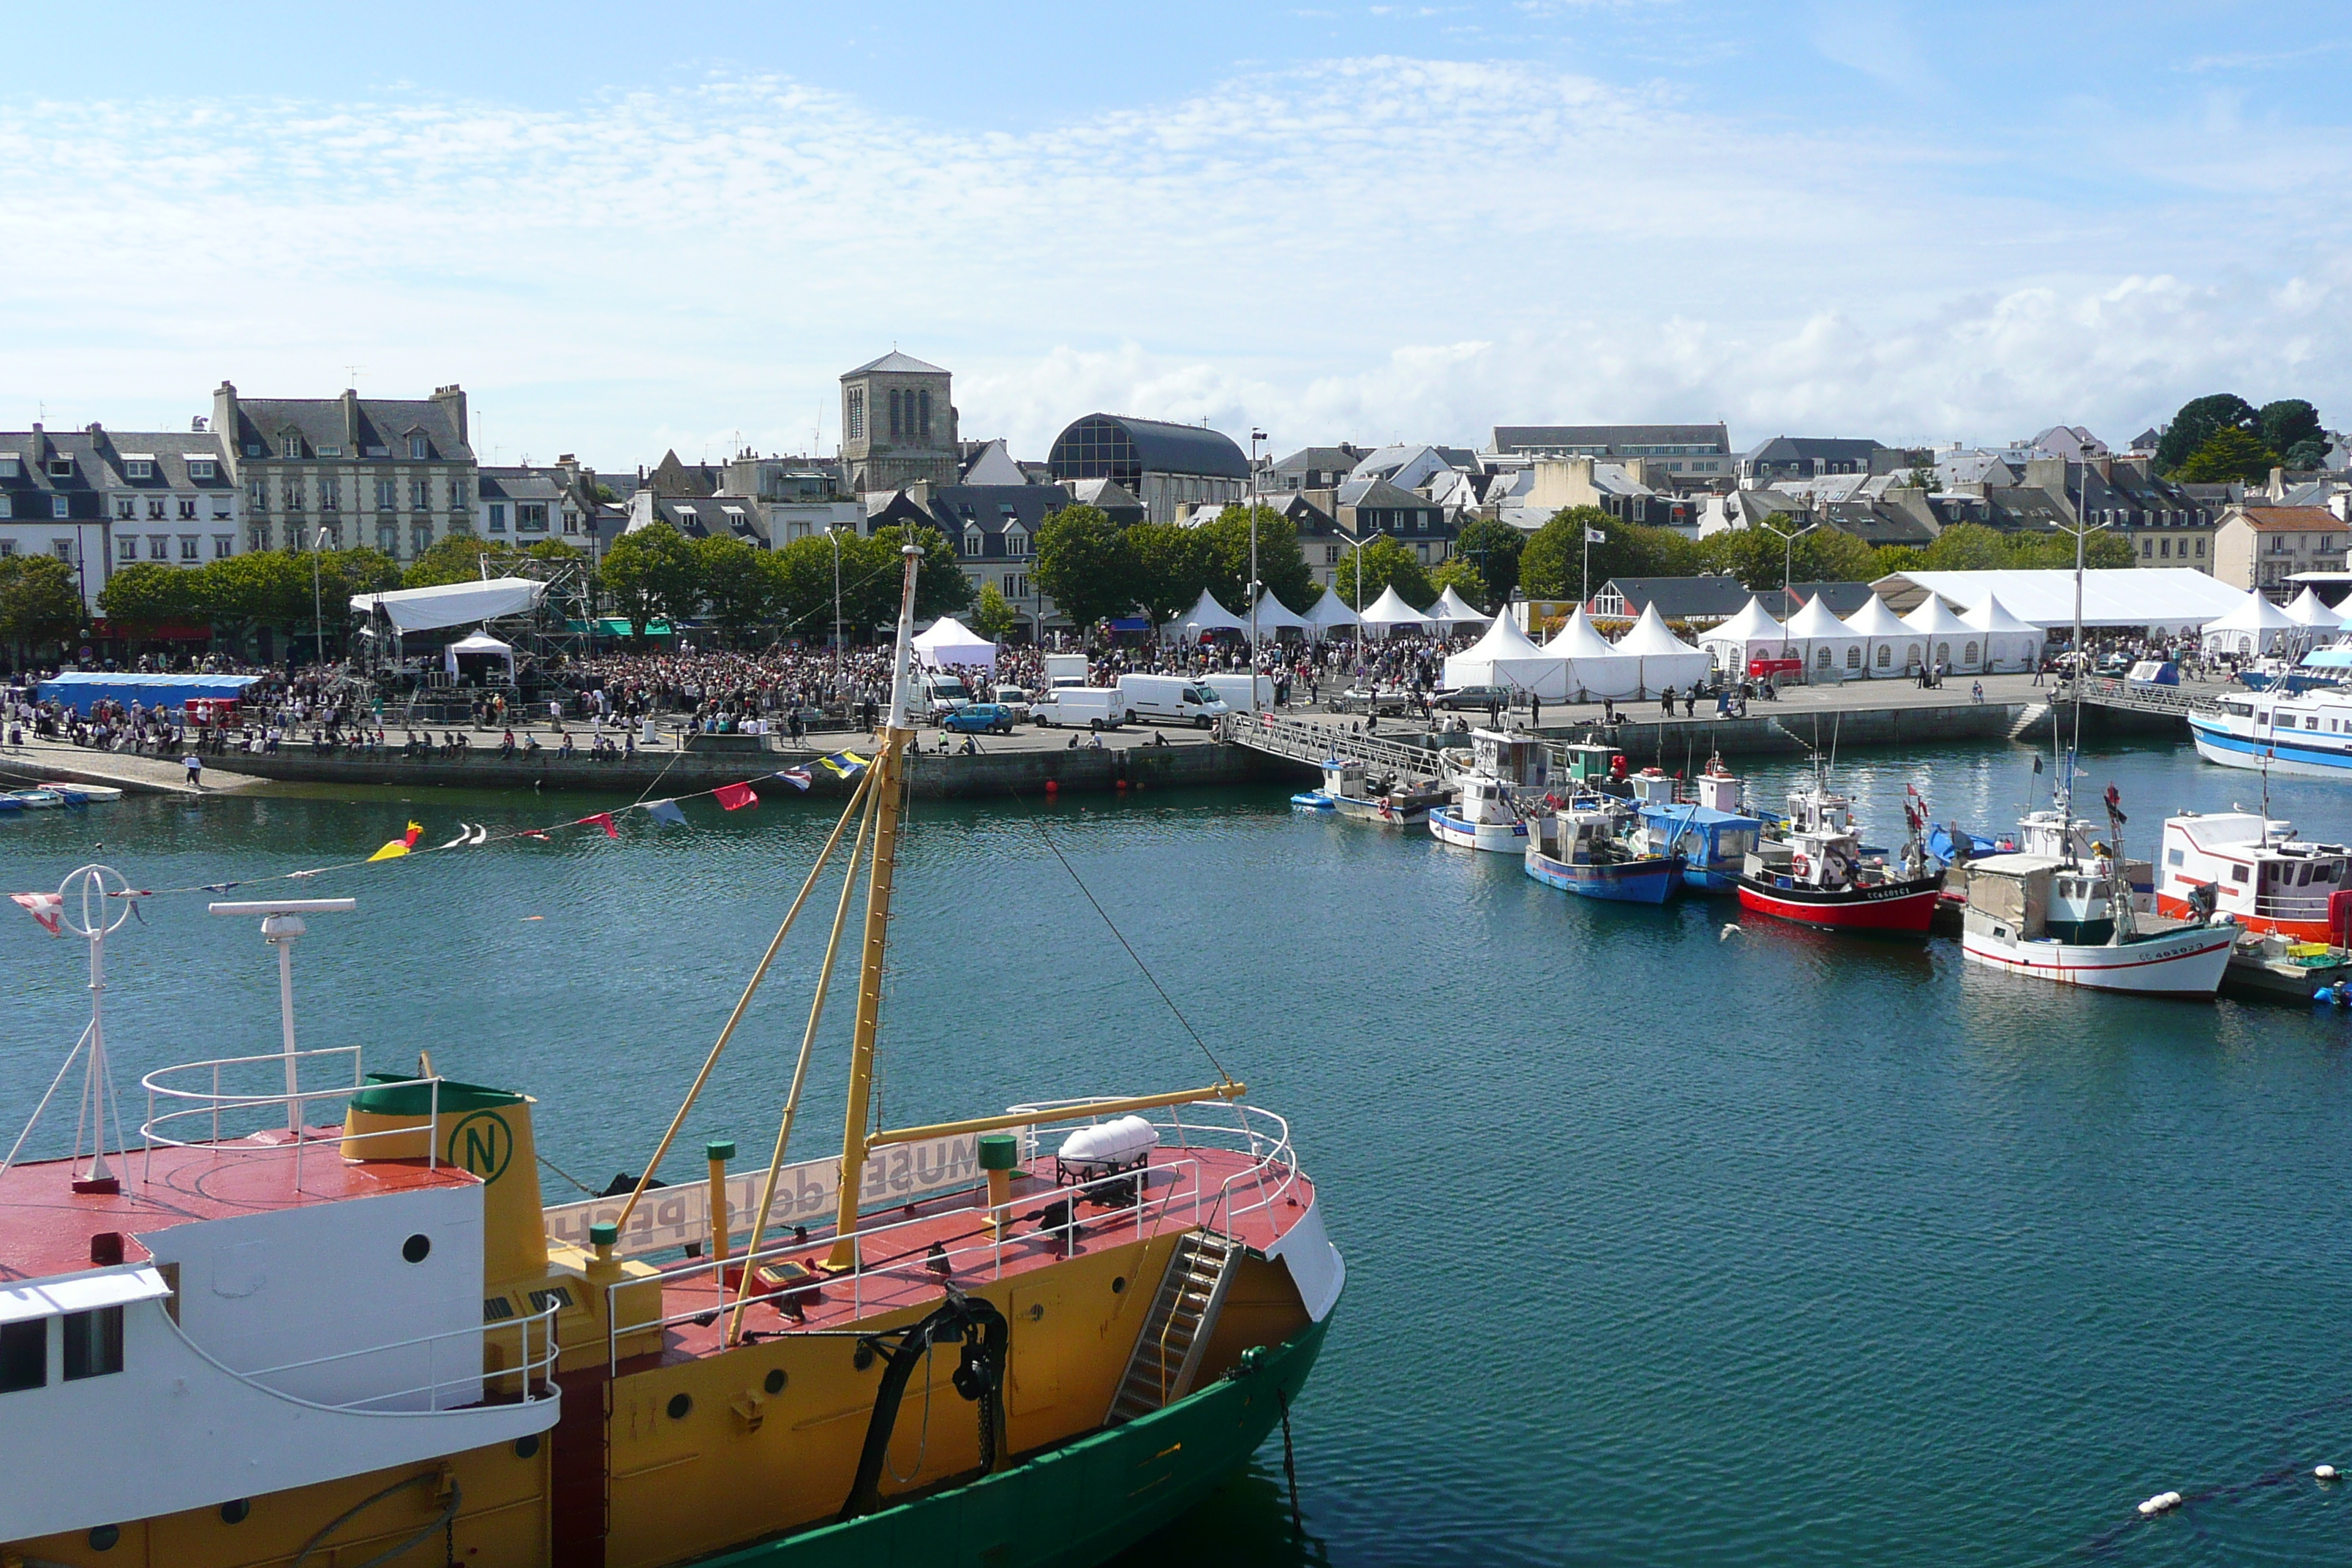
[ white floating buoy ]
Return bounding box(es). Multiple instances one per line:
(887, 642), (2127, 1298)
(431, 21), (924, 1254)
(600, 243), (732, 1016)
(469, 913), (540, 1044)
(1719, 923), (1742, 941)
(2137, 1490), (2184, 1516)
(2317, 1465), (2338, 1482)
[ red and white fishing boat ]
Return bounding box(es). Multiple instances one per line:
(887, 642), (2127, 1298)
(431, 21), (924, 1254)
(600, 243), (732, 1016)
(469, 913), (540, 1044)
(2155, 810), (2352, 943)
(1734, 776), (1944, 934)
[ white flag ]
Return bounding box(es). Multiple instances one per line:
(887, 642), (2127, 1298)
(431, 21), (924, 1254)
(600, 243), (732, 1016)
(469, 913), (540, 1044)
(1585, 527), (1606, 543)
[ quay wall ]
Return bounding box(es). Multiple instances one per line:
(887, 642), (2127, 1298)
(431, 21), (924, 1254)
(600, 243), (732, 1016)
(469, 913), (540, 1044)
(1533, 697), (2171, 759)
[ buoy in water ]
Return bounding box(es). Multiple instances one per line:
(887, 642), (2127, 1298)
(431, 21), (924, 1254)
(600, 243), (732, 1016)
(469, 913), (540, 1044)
(2318, 1465), (2339, 1482)
(1044, 780), (1058, 796)
(2137, 1491), (2183, 1516)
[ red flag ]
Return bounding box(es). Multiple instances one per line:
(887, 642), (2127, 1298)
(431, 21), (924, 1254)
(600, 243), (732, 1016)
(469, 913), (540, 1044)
(714, 782), (758, 812)
(11, 892), (63, 936)
(578, 813), (618, 840)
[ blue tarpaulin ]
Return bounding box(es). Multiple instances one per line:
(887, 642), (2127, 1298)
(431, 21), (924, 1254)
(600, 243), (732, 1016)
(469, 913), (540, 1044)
(36, 672), (262, 717)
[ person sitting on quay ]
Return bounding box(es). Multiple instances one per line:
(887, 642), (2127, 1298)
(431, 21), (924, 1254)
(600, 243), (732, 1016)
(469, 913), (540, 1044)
(558, 733), (576, 760)
(500, 730), (517, 759)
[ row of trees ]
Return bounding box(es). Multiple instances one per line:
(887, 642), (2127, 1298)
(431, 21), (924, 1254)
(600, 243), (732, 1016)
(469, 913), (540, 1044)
(591, 521), (972, 644)
(2156, 394), (2328, 482)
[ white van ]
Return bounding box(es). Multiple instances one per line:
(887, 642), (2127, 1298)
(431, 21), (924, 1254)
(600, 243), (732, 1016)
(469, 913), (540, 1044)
(1198, 672), (1273, 713)
(919, 674), (973, 722)
(1031, 686), (1123, 730)
(1041, 653), (1090, 690)
(1115, 674), (1232, 729)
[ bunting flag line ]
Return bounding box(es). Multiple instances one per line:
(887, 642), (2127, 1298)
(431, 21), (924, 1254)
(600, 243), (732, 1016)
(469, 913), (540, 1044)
(647, 799), (689, 827)
(11, 892), (63, 936)
(367, 821), (426, 862)
(776, 767), (813, 791)
(578, 813), (619, 840)
(714, 782), (758, 812)
(820, 752), (869, 779)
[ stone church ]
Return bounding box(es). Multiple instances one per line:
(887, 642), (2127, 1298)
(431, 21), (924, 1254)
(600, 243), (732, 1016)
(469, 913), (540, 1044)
(840, 351), (957, 494)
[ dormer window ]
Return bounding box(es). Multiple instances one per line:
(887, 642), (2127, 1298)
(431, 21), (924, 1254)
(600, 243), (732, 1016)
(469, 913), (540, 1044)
(48, 456), (74, 478)
(1005, 527), (1029, 557)
(246, 442), (263, 457)
(318, 444), (343, 458)
(124, 458), (154, 480)
(0, 454), (16, 478)
(964, 529), (984, 556)
(188, 459), (215, 480)
(281, 435), (301, 460)
(410, 435), (429, 460)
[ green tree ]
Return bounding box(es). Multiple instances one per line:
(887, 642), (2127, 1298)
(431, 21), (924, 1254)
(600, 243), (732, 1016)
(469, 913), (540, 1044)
(1916, 523), (2010, 571)
(1871, 545), (1926, 578)
(2157, 393), (2258, 475)
(694, 535), (783, 644)
(1695, 522), (1877, 589)
(404, 534), (501, 588)
(1196, 505), (1314, 613)
(1033, 505), (1135, 630)
(192, 551), (312, 647)
(598, 524), (701, 641)
(97, 562), (195, 646)
(2258, 399), (2325, 470)
(973, 582), (1018, 639)
(2176, 426), (2277, 485)
(524, 538), (586, 562)
(1427, 556), (1488, 608)
(897, 522), (976, 623)
(1126, 521), (1211, 630)
(1451, 518), (1526, 607)
(1516, 508), (1697, 600)
(0, 554), (85, 661)
(1336, 535), (1432, 610)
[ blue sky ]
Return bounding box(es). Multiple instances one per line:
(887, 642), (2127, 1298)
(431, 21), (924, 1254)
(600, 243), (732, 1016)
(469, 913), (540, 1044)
(4, 1), (2349, 470)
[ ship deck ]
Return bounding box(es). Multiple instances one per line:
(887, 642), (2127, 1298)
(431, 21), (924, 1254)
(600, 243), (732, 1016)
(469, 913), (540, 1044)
(0, 1130), (475, 1281)
(633, 1147), (1313, 1367)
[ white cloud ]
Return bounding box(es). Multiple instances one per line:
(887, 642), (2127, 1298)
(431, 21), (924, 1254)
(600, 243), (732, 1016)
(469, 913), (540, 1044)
(0, 56), (2346, 466)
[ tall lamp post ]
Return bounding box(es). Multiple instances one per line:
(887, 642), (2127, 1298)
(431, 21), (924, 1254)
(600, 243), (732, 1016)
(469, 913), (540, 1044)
(826, 523), (844, 704)
(310, 526), (331, 668)
(1343, 527), (1381, 677)
(1754, 513), (1817, 670)
(1248, 428), (1267, 674)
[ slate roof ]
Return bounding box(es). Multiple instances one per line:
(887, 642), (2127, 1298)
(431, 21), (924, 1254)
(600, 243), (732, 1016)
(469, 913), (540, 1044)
(1491, 423), (1730, 454)
(1767, 581), (1879, 617)
(843, 351), (950, 378)
(478, 467), (565, 504)
(1334, 475), (1431, 510)
(1597, 576), (1756, 620)
(227, 396), (471, 463)
(0, 427), (233, 519)
(927, 485), (1066, 559)
(1746, 435), (1885, 464)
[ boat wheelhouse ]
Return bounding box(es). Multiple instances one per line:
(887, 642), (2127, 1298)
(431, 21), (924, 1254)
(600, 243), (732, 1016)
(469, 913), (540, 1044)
(1735, 779), (1943, 934)
(1429, 728), (1550, 852)
(1627, 758), (1764, 892)
(2155, 809), (2352, 943)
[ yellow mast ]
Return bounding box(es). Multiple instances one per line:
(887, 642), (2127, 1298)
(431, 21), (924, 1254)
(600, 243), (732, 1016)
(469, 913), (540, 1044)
(827, 539), (924, 1270)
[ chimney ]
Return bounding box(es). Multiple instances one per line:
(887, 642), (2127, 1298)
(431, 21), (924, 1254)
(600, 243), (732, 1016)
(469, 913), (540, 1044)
(431, 384), (469, 450)
(341, 387), (360, 451)
(213, 382), (240, 463)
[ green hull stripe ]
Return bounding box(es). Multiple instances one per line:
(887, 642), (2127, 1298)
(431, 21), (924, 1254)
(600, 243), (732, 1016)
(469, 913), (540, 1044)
(690, 1314), (1333, 1568)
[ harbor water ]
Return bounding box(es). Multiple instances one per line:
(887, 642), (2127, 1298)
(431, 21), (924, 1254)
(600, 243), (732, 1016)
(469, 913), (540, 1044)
(4, 737), (2351, 1565)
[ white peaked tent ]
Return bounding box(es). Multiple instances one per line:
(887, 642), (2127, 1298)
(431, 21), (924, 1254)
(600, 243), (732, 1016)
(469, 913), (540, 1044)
(1359, 584), (1431, 638)
(913, 615), (997, 673)
(1614, 605), (1712, 696)
(1784, 594), (1863, 680)
(2283, 586), (2340, 630)
(2199, 591), (2299, 657)
(1303, 588), (1361, 640)
(1428, 586), (1491, 629)
(1245, 589), (1312, 638)
(1167, 588), (1248, 642)
(1699, 597), (1790, 679)
(1961, 593), (2039, 673)
(1903, 595), (1979, 674)
(1441, 612), (1569, 700)
(1844, 593), (1924, 677)
(443, 630), (516, 681)
(1544, 608), (1643, 701)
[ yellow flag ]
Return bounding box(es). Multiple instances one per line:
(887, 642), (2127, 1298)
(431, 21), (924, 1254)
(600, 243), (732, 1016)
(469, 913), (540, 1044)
(368, 821), (424, 862)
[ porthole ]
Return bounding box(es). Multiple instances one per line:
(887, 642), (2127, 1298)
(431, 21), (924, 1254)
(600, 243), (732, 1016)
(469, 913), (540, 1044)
(219, 1499), (250, 1524)
(514, 1435), (540, 1459)
(667, 1392), (693, 1420)
(402, 1234), (431, 1264)
(764, 1368), (786, 1395)
(88, 1525), (121, 1551)
(1111, 1276), (1128, 1294)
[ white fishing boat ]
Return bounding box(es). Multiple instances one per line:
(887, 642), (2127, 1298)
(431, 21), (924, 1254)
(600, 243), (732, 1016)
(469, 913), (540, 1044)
(2155, 810), (2352, 943)
(2187, 687), (2352, 779)
(1315, 757), (1449, 829)
(1428, 729), (1550, 852)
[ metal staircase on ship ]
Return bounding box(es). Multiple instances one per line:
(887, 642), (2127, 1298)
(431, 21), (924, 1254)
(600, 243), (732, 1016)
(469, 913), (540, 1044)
(1106, 1230), (1239, 1424)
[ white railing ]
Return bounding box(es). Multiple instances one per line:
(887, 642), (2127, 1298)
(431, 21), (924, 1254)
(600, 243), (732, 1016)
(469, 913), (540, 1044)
(140, 1047), (442, 1191)
(173, 1302), (560, 1416)
(602, 1098), (1303, 1373)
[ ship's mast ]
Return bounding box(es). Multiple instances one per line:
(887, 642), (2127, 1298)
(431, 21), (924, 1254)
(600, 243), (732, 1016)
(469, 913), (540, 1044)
(829, 537), (924, 1269)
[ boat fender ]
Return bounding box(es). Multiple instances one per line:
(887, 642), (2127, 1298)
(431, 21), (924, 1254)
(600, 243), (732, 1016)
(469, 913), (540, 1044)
(2136, 1491), (2184, 1516)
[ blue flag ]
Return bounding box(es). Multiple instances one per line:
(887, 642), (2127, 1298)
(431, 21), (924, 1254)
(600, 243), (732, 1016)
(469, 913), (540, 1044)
(820, 752), (869, 778)
(647, 799), (689, 827)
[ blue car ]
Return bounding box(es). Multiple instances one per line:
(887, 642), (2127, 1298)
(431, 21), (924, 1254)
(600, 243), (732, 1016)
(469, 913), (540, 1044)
(941, 703), (1017, 735)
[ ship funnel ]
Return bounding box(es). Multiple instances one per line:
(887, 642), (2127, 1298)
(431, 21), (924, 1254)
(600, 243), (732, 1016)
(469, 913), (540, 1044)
(344, 1074), (549, 1284)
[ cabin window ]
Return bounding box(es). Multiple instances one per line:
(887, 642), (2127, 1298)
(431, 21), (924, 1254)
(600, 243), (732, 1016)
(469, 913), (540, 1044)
(2310, 717), (2322, 730)
(0, 1319), (44, 1391)
(61, 1308), (122, 1380)
(2166, 848), (2185, 867)
(2231, 864), (2249, 883)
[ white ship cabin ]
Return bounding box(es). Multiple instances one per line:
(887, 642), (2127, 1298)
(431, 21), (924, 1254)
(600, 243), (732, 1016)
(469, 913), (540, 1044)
(1961, 853), (2124, 945)
(0, 1056), (562, 1544)
(2206, 689), (2352, 755)
(2160, 810), (2352, 931)
(1467, 729), (1552, 790)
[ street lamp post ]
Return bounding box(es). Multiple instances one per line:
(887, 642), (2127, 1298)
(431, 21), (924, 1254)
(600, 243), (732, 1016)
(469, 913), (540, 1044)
(1753, 513), (1818, 670)
(1248, 428), (1267, 679)
(310, 527), (331, 668)
(827, 524), (843, 704)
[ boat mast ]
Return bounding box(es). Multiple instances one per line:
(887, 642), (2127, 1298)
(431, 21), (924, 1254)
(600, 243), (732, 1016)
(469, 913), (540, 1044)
(829, 536), (924, 1270)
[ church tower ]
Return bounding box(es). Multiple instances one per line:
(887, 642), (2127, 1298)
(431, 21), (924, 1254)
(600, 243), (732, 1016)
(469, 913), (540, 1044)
(840, 351), (957, 495)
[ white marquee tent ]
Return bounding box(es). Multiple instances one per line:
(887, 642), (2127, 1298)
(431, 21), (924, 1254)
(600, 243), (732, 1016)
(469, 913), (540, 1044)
(1903, 595), (1980, 674)
(1358, 584), (1431, 637)
(443, 630), (516, 682)
(1875, 568), (2244, 633)
(913, 615), (997, 673)
(1303, 589), (1361, 639)
(1544, 608), (1643, 700)
(1442, 614), (1569, 700)
(2283, 586), (2340, 630)
(350, 576), (548, 633)
(2199, 592), (2299, 657)
(1843, 594), (1923, 677)
(1698, 597), (1790, 677)
(1961, 593), (2040, 673)
(1246, 589), (1313, 638)
(1428, 586), (1490, 629)
(1614, 605), (1711, 696)
(1785, 595), (1865, 680)
(1166, 589), (1249, 642)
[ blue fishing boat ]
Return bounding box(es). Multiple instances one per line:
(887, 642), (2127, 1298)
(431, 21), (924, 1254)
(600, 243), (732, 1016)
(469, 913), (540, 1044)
(1626, 759), (1766, 892)
(1525, 804), (1684, 904)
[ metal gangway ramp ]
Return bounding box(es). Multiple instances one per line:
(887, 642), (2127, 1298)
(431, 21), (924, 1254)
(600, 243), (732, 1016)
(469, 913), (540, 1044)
(1218, 711), (1451, 780)
(2062, 676), (2219, 720)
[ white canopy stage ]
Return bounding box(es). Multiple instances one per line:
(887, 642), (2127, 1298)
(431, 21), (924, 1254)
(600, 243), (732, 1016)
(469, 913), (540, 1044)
(1961, 593), (2040, 673)
(1698, 597), (1790, 678)
(1246, 589), (1313, 638)
(1614, 605), (1711, 696)
(1442, 614), (1569, 700)
(1902, 595), (1979, 674)
(350, 576), (548, 633)
(442, 630), (515, 682)
(913, 615), (998, 672)
(1784, 595), (1865, 680)
(1358, 584), (1431, 638)
(2200, 592), (2299, 657)
(1873, 568), (2245, 634)
(1844, 594), (1924, 677)
(1302, 589), (1361, 640)
(1427, 586), (1491, 629)
(1166, 588), (1248, 642)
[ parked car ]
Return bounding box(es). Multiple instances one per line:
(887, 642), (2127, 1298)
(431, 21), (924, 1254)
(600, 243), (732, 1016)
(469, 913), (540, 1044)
(1431, 685), (1513, 712)
(941, 703), (1018, 735)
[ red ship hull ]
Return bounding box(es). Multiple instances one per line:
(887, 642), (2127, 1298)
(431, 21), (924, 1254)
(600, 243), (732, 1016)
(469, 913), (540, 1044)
(1735, 872), (1945, 934)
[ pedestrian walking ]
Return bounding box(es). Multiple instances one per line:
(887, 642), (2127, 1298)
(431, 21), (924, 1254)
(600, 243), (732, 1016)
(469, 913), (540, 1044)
(182, 753), (202, 789)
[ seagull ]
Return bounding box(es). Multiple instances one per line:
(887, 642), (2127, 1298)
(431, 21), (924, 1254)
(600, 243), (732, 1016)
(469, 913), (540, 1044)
(1719, 923), (1742, 941)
